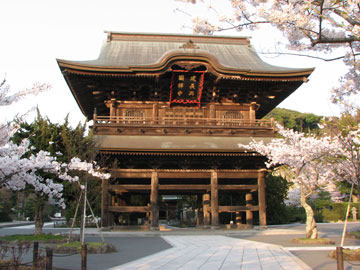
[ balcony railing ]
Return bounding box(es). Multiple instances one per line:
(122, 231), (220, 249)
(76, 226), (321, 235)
(93, 116), (274, 128)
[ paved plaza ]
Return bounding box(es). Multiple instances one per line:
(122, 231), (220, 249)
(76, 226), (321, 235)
(109, 235), (311, 270)
(1, 222), (360, 269)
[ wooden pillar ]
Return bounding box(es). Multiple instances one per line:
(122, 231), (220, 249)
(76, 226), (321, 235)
(118, 194), (126, 206)
(110, 98), (116, 121)
(258, 170), (267, 226)
(153, 103), (158, 124)
(203, 193), (210, 227)
(101, 179), (110, 227)
(249, 102), (256, 123)
(246, 193), (254, 226)
(211, 171), (219, 229)
(150, 171), (159, 230)
(145, 203), (150, 226)
(196, 194), (203, 226)
(236, 211), (242, 227)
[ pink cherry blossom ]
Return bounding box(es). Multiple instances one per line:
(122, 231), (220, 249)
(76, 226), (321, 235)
(238, 123), (344, 238)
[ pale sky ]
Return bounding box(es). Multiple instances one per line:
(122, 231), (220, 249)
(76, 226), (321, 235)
(0, 0), (348, 126)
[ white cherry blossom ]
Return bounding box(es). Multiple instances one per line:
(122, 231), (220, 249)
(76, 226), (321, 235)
(238, 123), (343, 238)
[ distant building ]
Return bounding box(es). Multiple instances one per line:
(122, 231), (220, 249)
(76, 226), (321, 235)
(57, 32), (313, 229)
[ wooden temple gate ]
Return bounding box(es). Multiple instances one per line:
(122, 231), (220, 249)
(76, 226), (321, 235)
(57, 32), (313, 230)
(101, 169), (267, 229)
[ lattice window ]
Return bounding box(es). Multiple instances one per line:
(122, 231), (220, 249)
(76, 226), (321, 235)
(222, 111), (243, 126)
(164, 108), (204, 125)
(124, 109), (145, 124)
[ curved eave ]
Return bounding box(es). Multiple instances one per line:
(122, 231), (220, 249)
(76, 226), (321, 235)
(57, 53), (314, 79)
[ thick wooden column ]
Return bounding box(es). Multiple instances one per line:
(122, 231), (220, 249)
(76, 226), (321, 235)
(246, 193), (254, 226)
(110, 99), (116, 121)
(101, 179), (110, 227)
(236, 211), (242, 227)
(196, 195), (203, 227)
(203, 193), (211, 227)
(211, 171), (219, 228)
(150, 171), (159, 230)
(145, 203), (150, 225)
(152, 103), (158, 124)
(258, 170), (267, 226)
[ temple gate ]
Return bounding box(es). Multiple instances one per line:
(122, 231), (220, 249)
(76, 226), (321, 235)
(57, 32), (313, 229)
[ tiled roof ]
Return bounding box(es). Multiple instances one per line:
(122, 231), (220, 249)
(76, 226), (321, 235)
(58, 32), (313, 76)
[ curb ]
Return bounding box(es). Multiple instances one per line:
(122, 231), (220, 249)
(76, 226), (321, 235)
(0, 222), (35, 228)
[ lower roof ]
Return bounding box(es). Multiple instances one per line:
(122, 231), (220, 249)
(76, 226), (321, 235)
(96, 135), (273, 152)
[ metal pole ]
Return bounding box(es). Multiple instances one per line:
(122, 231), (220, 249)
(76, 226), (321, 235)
(46, 247), (52, 270)
(32, 241), (38, 270)
(336, 246), (344, 270)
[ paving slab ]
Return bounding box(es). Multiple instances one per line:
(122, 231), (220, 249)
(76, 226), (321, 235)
(108, 235), (312, 270)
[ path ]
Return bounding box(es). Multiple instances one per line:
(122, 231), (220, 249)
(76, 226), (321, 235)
(108, 235), (311, 270)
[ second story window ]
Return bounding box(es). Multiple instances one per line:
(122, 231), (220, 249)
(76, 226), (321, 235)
(124, 109), (145, 124)
(222, 111), (243, 126)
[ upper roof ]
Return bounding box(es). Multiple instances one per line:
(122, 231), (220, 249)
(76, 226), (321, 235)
(57, 32), (314, 119)
(57, 32), (313, 77)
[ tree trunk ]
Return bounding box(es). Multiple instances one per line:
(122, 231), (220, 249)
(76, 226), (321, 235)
(300, 184), (318, 239)
(357, 183), (360, 216)
(34, 195), (45, 235)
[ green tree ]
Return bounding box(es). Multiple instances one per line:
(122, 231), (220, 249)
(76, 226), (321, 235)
(11, 110), (101, 233)
(0, 189), (16, 222)
(265, 108), (322, 133)
(265, 174), (292, 225)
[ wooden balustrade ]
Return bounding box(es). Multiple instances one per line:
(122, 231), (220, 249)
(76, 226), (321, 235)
(94, 115), (274, 128)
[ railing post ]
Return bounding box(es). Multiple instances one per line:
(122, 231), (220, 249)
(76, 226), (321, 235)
(32, 241), (38, 270)
(46, 247), (52, 270)
(81, 244), (87, 270)
(93, 108), (97, 123)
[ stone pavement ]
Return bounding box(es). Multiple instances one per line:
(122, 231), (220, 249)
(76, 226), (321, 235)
(108, 235), (311, 270)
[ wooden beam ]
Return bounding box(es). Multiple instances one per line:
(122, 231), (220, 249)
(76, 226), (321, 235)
(218, 185), (258, 190)
(217, 172), (258, 178)
(109, 184), (257, 192)
(108, 206), (150, 213)
(160, 185), (209, 190)
(109, 185), (150, 191)
(158, 171), (211, 178)
(219, 206), (259, 212)
(109, 169), (261, 179)
(110, 171), (152, 178)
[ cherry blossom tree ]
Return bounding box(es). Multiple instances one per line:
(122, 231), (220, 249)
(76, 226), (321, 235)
(0, 81), (110, 234)
(0, 78), (51, 146)
(238, 124), (343, 238)
(181, 0), (360, 104)
(321, 114), (360, 205)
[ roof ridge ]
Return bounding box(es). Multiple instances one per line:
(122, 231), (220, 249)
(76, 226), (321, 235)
(104, 31), (251, 46)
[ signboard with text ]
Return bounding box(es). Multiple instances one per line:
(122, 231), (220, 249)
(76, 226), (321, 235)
(169, 71), (205, 108)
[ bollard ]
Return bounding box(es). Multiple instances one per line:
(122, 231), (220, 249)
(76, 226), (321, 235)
(46, 247), (52, 270)
(81, 244), (87, 270)
(32, 242), (39, 270)
(336, 246), (344, 270)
